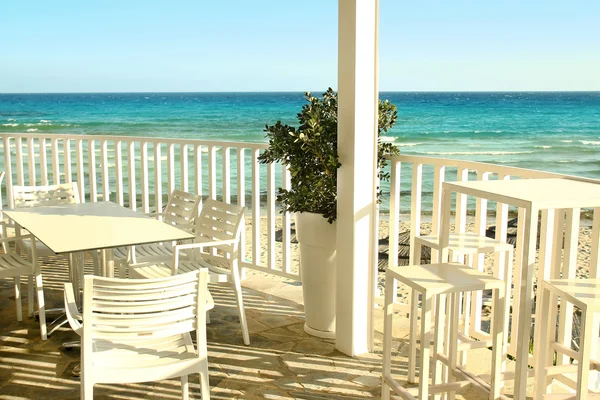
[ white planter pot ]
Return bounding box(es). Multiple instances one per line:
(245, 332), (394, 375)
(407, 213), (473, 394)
(295, 212), (336, 339)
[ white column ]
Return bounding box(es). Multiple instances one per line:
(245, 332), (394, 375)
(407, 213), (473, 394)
(336, 0), (379, 356)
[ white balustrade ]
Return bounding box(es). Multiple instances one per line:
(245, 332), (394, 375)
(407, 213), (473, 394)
(0, 133), (299, 280)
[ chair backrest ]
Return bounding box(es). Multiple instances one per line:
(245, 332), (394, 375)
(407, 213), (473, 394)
(12, 182), (80, 208)
(194, 199), (245, 264)
(82, 269), (208, 341)
(162, 189), (202, 229)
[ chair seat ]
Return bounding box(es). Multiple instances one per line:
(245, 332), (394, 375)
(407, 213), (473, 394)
(0, 253), (34, 277)
(130, 259), (230, 284)
(387, 263), (505, 295)
(90, 333), (203, 384)
(115, 243), (195, 263)
(415, 232), (512, 254)
(543, 278), (600, 310)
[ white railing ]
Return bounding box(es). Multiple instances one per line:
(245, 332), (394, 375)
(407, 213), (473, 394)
(0, 133), (298, 280)
(383, 153), (600, 373)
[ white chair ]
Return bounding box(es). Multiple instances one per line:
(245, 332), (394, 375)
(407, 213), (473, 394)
(113, 189), (202, 276)
(130, 199), (250, 345)
(64, 270), (213, 399)
(0, 221), (46, 339)
(11, 182), (100, 316)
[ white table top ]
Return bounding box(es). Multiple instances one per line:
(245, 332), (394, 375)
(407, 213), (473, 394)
(444, 178), (600, 209)
(3, 201), (195, 254)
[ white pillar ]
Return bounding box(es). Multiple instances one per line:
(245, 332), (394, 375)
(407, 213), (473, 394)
(336, 0), (379, 356)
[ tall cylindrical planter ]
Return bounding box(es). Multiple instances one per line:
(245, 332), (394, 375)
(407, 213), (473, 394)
(295, 212), (336, 339)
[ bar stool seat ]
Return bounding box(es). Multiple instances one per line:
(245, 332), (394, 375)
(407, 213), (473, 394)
(412, 233), (513, 367)
(382, 263), (507, 400)
(414, 232), (513, 263)
(535, 278), (600, 400)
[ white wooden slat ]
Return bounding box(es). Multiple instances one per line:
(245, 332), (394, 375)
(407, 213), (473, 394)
(208, 146), (217, 200)
(388, 161), (401, 302)
(547, 209), (565, 364)
(557, 208), (580, 366)
(267, 162), (275, 270)
(115, 141), (123, 205)
(237, 148), (247, 267)
(195, 145), (203, 200)
(27, 137), (36, 186)
(508, 207), (526, 357)
(430, 165), (445, 262)
(3, 137), (13, 207)
(167, 143), (175, 197)
(589, 208), (600, 391)
(39, 138), (48, 185)
(64, 138), (72, 183)
(128, 141), (136, 211)
(180, 144), (188, 192)
(455, 167), (469, 234)
(252, 149), (261, 266)
(154, 143), (163, 213)
(281, 165), (292, 275)
(591, 207), (600, 278)
(51, 138), (59, 184)
(101, 139), (110, 201)
(140, 142), (149, 213)
(222, 146), (231, 203)
(15, 137), (24, 186)
(470, 171), (491, 332)
(76, 139), (85, 202)
(88, 140), (97, 202)
(408, 163), (422, 266)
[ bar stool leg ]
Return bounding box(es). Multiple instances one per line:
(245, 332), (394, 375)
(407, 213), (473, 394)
(534, 285), (552, 400)
(408, 288), (419, 383)
(381, 275), (396, 399)
(577, 304), (593, 400)
(419, 293), (433, 400)
(490, 285), (505, 399)
(432, 293), (447, 399)
(447, 292), (461, 400)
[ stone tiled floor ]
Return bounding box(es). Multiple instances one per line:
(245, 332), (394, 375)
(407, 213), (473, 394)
(0, 255), (509, 399)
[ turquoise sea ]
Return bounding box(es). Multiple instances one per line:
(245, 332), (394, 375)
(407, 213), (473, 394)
(1, 92), (599, 214)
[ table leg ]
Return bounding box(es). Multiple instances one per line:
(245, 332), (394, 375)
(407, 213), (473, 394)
(100, 248), (115, 278)
(513, 206), (538, 399)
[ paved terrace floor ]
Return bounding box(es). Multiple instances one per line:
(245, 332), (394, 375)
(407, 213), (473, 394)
(0, 254), (526, 399)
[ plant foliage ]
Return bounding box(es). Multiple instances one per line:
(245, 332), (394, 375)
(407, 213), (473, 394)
(258, 88), (399, 223)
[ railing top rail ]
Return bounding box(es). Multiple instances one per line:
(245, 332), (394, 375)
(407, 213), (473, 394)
(385, 153), (600, 185)
(0, 132), (269, 150)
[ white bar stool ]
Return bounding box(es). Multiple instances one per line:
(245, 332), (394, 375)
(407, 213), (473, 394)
(411, 233), (513, 379)
(382, 263), (507, 400)
(534, 278), (600, 400)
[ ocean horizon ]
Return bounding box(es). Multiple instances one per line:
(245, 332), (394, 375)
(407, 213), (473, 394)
(1, 91), (599, 216)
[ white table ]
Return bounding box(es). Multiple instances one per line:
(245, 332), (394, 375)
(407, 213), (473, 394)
(3, 201), (195, 313)
(439, 178), (600, 399)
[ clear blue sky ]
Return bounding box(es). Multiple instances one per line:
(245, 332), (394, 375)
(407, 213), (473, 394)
(1, 0), (599, 92)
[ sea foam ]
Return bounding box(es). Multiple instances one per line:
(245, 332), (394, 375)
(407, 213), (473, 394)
(424, 151), (533, 156)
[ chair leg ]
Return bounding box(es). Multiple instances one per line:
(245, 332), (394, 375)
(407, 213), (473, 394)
(408, 288), (418, 383)
(206, 310), (211, 325)
(14, 276), (23, 322)
(199, 362), (211, 400)
(231, 265), (250, 345)
(92, 250), (101, 276)
(35, 273), (47, 340)
(181, 375), (189, 400)
(81, 375), (93, 400)
(27, 275), (34, 316)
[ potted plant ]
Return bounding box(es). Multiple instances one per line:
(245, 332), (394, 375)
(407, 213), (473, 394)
(258, 88), (398, 338)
